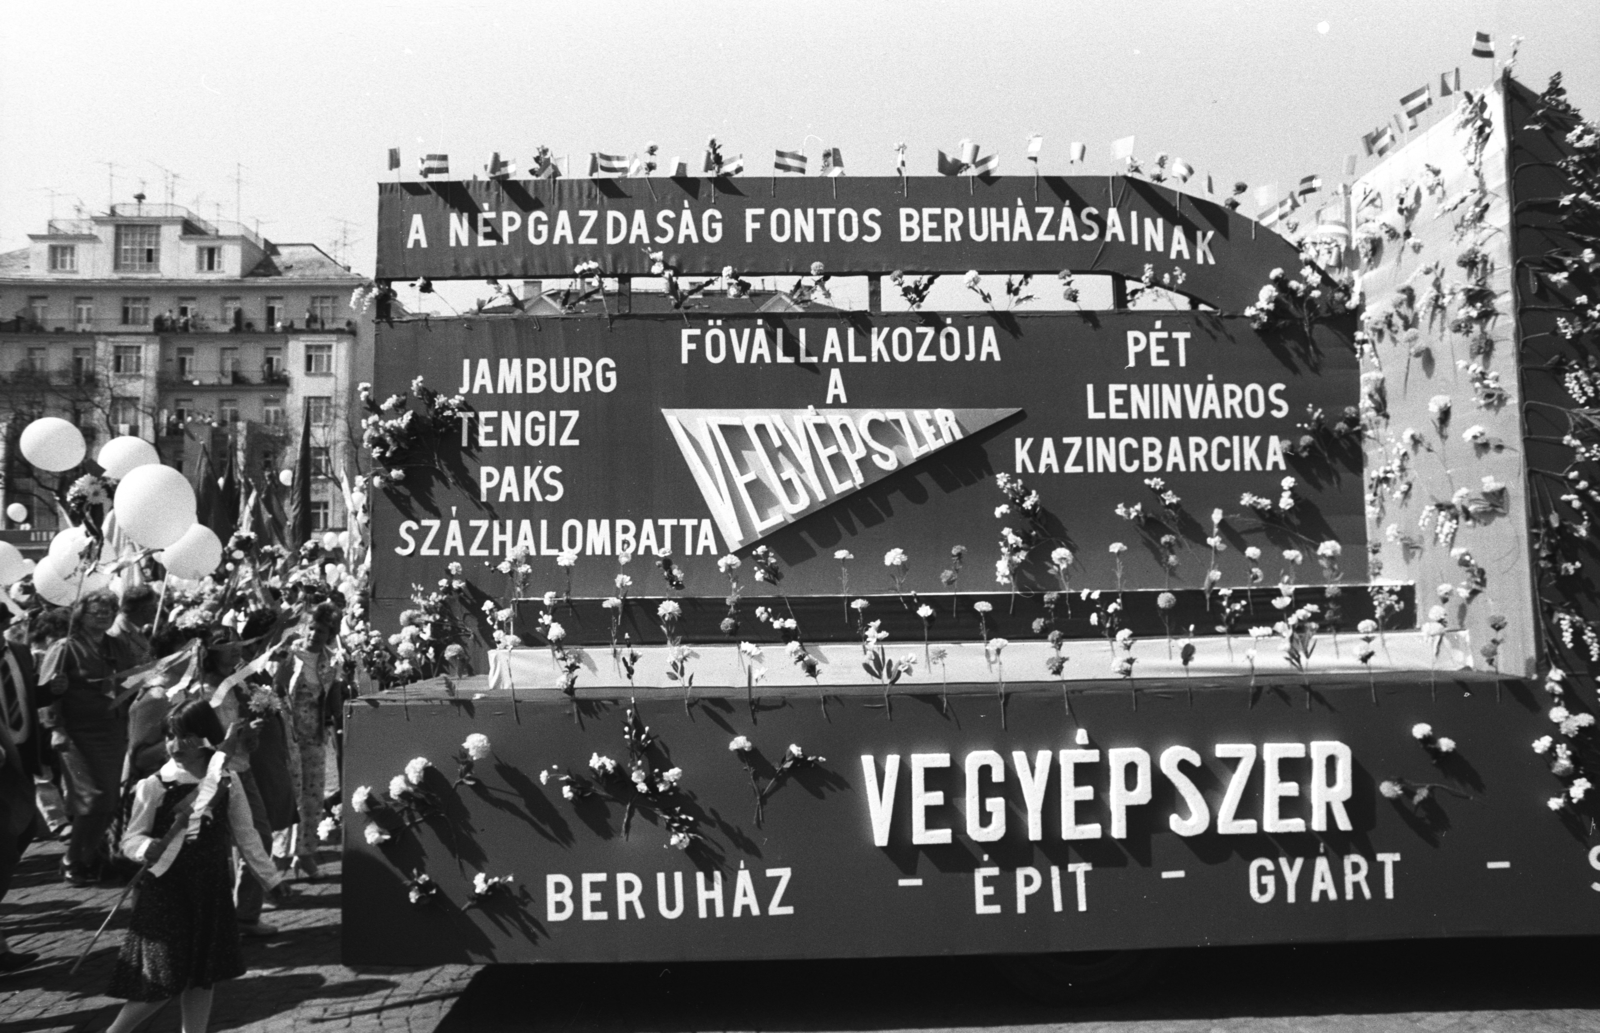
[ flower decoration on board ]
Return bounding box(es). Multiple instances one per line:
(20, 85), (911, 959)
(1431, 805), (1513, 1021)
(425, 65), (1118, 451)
(546, 703), (700, 848)
(359, 376), (471, 493)
(465, 872), (517, 909)
(455, 733), (492, 787)
(1412, 722), (1458, 758)
(889, 269), (939, 310)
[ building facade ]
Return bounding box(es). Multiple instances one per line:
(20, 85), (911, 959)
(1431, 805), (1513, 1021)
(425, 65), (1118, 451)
(0, 202), (373, 533)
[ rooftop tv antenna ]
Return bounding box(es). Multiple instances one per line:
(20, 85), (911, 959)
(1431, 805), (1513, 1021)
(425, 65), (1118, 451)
(329, 217), (359, 268)
(232, 162), (249, 224)
(147, 160), (182, 208)
(97, 160), (122, 211)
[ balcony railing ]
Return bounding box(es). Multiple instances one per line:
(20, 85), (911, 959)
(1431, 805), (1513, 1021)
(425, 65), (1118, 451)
(0, 366), (99, 389)
(0, 315), (354, 335)
(159, 366), (292, 389)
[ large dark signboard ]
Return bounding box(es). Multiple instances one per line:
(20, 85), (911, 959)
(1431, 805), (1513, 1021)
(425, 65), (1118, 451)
(371, 311), (1360, 615)
(341, 679), (1600, 965)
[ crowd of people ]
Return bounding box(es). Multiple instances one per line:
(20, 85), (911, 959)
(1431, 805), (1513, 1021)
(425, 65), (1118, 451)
(0, 530), (359, 1031)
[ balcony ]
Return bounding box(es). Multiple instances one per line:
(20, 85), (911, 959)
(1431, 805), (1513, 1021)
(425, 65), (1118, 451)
(159, 365), (290, 389)
(0, 315), (354, 336)
(0, 365), (99, 390)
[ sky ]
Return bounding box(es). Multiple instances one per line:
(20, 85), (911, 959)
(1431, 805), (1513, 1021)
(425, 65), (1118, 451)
(2, 0), (1597, 277)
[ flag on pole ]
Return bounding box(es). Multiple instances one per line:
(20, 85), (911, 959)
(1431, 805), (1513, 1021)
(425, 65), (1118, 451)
(668, 157), (687, 177)
(1026, 134), (1043, 163)
(821, 148), (844, 176)
(1440, 67), (1461, 97)
(419, 154), (449, 177)
(893, 143), (907, 172)
(589, 152), (629, 176)
(387, 148), (401, 171)
(1170, 159), (1194, 183)
(1372, 124), (1397, 155)
(1204, 173), (1216, 195)
(971, 151), (999, 176)
(1261, 195), (1298, 228)
(1343, 154), (1359, 176)
(1401, 84), (1433, 127)
(719, 155), (745, 176)
(936, 150), (963, 176)
(1471, 31), (1494, 58)
(774, 149), (807, 174)
(1295, 174), (1323, 199)
(487, 152), (515, 179)
(1068, 141), (1087, 163)
(1110, 135), (1137, 161)
(958, 139), (979, 167)
(1254, 183), (1280, 209)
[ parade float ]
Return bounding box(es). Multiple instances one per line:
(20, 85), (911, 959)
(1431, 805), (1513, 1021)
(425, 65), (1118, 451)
(340, 73), (1600, 984)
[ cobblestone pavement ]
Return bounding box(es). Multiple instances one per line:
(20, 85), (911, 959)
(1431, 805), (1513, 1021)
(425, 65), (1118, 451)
(0, 838), (475, 1033)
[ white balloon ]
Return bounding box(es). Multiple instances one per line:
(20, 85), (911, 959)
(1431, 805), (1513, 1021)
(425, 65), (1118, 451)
(337, 531), (351, 550)
(321, 531), (340, 551)
(0, 542), (30, 585)
(48, 525), (92, 561)
(97, 436), (161, 480)
(4, 503), (26, 524)
(19, 417), (86, 473)
(158, 523), (224, 579)
(33, 554), (109, 607)
(113, 464), (197, 550)
(278, 469), (294, 487)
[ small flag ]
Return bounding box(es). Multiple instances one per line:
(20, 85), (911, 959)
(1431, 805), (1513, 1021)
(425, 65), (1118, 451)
(1169, 159), (1194, 183)
(1343, 154), (1359, 177)
(936, 150), (963, 176)
(1254, 183), (1279, 209)
(1401, 84), (1433, 126)
(486, 152), (515, 179)
(1204, 173), (1216, 196)
(1261, 195), (1298, 228)
(774, 149), (807, 174)
(668, 157), (687, 177)
(821, 147), (844, 176)
(1026, 134), (1043, 163)
(419, 154), (449, 178)
(719, 154), (745, 176)
(893, 143), (907, 172)
(958, 139), (979, 167)
(1068, 141), (1086, 163)
(590, 152), (628, 176)
(387, 148), (401, 171)
(1295, 174), (1323, 199)
(1440, 68), (1460, 97)
(971, 151), (999, 176)
(1110, 135), (1137, 161)
(1372, 124), (1396, 156)
(1471, 30), (1494, 58)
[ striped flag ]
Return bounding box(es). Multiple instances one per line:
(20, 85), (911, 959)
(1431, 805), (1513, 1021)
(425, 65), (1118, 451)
(1440, 67), (1461, 97)
(774, 149), (807, 174)
(1401, 84), (1433, 126)
(1343, 154), (1358, 177)
(1204, 173), (1216, 196)
(419, 154), (449, 177)
(971, 151), (999, 176)
(1471, 31), (1494, 58)
(1110, 135), (1137, 161)
(590, 152), (629, 176)
(1068, 141), (1086, 163)
(1261, 195), (1298, 228)
(387, 148), (400, 170)
(1026, 134), (1043, 163)
(1371, 124), (1397, 156)
(821, 147), (844, 176)
(1169, 159), (1194, 183)
(719, 154), (745, 176)
(1295, 174), (1323, 199)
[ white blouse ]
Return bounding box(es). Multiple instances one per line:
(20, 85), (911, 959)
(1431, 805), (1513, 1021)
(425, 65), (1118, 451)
(121, 756), (282, 890)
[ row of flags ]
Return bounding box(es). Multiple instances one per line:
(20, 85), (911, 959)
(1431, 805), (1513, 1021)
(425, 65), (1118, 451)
(1359, 29), (1502, 158)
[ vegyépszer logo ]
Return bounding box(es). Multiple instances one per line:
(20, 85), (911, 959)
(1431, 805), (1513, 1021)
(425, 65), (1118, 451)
(663, 407), (1019, 549)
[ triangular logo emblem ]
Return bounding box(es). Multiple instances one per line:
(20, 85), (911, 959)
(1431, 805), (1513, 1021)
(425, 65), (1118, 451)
(662, 407), (1020, 549)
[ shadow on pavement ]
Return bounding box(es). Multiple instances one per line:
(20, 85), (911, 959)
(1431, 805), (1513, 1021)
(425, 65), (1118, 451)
(435, 935), (1600, 1031)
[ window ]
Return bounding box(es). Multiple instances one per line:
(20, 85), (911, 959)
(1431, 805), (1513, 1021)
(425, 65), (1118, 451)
(120, 296), (150, 326)
(196, 246), (221, 272)
(114, 225), (160, 272)
(309, 296), (335, 327)
(113, 345), (143, 373)
(26, 347), (46, 371)
(263, 346), (283, 380)
(175, 346), (195, 378)
(220, 347), (239, 378)
(310, 500), (331, 531)
(311, 446), (332, 477)
(73, 297), (94, 327)
(71, 347), (91, 380)
(111, 397), (141, 434)
(261, 449), (277, 474)
(26, 297), (47, 325)
(48, 245), (77, 272)
(222, 297), (242, 329)
(262, 396), (284, 426)
(176, 298), (197, 322)
(305, 396), (332, 425)
(219, 398), (240, 424)
(265, 297), (284, 329)
(304, 342), (333, 374)
(173, 398), (194, 424)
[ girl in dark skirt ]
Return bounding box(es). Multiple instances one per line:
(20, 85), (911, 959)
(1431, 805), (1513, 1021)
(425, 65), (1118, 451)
(104, 699), (282, 1033)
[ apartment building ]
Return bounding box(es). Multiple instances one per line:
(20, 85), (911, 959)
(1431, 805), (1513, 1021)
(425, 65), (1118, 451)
(0, 202), (373, 532)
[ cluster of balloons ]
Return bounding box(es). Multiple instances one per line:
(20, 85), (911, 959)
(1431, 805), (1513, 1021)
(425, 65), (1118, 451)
(10, 419), (227, 603)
